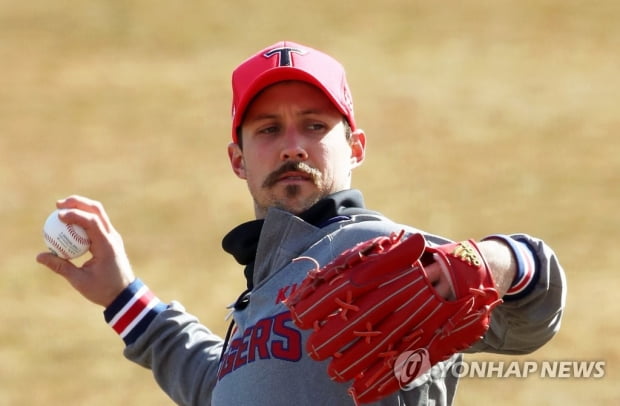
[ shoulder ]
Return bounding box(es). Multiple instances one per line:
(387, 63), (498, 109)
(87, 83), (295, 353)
(326, 215), (451, 254)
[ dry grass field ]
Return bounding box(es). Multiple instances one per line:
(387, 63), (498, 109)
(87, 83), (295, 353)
(1, 0), (618, 404)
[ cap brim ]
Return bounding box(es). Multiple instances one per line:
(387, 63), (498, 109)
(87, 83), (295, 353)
(233, 67), (350, 139)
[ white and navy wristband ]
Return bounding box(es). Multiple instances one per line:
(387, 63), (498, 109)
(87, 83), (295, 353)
(482, 234), (539, 301)
(103, 279), (167, 345)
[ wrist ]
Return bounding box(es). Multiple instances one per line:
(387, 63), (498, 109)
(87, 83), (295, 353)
(103, 279), (167, 345)
(481, 235), (538, 301)
(477, 239), (516, 296)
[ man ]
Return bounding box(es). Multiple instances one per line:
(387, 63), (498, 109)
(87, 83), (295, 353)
(37, 41), (566, 405)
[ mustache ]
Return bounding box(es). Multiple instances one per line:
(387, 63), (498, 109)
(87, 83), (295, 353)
(262, 161), (320, 188)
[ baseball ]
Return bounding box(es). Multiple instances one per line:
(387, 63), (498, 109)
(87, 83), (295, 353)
(43, 210), (90, 259)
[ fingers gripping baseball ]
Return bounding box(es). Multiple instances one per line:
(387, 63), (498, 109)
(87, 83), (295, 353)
(284, 232), (502, 405)
(58, 195), (117, 243)
(37, 196), (135, 307)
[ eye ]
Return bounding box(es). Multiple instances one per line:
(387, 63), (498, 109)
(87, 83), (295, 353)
(257, 125), (280, 135)
(306, 122), (327, 132)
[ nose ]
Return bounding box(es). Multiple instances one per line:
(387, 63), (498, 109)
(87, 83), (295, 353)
(280, 130), (308, 161)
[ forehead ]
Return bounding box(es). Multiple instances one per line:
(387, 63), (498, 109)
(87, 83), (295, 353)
(243, 81), (341, 118)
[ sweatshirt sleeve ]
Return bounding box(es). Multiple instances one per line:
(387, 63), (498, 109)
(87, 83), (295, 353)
(471, 234), (567, 354)
(104, 279), (224, 406)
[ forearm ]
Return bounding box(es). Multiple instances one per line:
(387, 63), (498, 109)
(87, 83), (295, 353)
(105, 280), (224, 406)
(471, 234), (566, 354)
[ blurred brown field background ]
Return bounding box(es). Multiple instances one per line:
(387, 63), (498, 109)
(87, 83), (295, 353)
(1, 0), (618, 405)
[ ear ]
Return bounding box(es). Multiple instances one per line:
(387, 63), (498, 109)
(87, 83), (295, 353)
(227, 142), (247, 179)
(349, 129), (366, 168)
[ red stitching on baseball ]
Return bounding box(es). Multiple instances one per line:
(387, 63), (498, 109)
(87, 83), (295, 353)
(65, 224), (90, 245)
(44, 232), (71, 258)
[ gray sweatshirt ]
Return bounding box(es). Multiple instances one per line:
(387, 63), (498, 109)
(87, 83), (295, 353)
(105, 190), (566, 406)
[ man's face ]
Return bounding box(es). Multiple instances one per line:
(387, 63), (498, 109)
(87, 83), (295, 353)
(228, 81), (365, 218)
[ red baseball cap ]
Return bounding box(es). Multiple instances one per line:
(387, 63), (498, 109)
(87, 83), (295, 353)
(231, 41), (356, 143)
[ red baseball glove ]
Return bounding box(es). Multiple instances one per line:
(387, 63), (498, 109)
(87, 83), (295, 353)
(284, 231), (502, 405)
